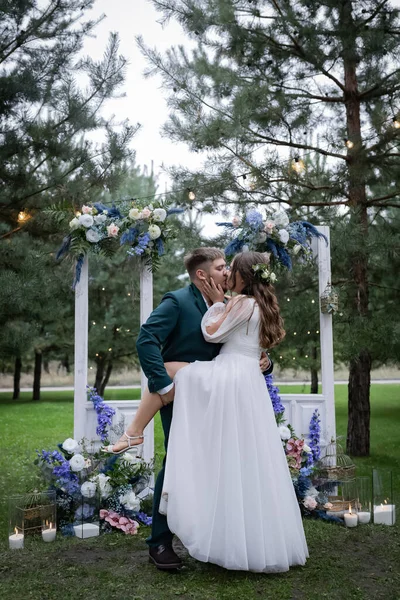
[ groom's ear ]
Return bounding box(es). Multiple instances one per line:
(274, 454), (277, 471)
(196, 268), (208, 281)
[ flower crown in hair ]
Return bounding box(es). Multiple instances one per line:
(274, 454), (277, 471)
(252, 263), (277, 284)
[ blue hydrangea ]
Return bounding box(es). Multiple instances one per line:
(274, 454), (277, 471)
(245, 210), (263, 230)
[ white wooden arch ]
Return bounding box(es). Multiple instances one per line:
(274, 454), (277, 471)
(73, 225), (335, 455)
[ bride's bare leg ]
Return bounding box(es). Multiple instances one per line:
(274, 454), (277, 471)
(106, 361), (188, 452)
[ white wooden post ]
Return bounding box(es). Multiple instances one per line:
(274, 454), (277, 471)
(74, 257), (89, 441)
(140, 263), (154, 465)
(316, 226), (336, 445)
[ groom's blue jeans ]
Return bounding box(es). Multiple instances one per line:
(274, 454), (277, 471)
(146, 402), (174, 547)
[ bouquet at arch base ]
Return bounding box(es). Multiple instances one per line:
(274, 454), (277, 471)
(34, 387), (153, 537)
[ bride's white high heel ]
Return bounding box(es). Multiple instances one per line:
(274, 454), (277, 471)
(101, 432), (144, 456)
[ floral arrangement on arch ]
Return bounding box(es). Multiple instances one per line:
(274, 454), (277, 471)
(55, 199), (183, 285)
(217, 209), (327, 269)
(265, 375), (342, 523)
(34, 387), (153, 537)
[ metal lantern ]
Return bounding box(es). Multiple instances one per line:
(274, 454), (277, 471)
(320, 283), (339, 314)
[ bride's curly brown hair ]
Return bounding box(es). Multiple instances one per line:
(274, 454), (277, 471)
(229, 251), (285, 349)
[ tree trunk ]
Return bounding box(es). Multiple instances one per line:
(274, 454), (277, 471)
(347, 350), (371, 456)
(94, 357), (113, 396)
(33, 350), (42, 401)
(12, 356), (22, 400)
(310, 345), (318, 393)
(99, 362), (113, 396)
(341, 3), (371, 456)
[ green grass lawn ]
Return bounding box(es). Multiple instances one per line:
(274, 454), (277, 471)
(0, 385), (399, 600)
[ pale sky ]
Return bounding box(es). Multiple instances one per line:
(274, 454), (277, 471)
(83, 0), (400, 237)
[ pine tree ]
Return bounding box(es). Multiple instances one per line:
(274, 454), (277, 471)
(139, 0), (400, 456)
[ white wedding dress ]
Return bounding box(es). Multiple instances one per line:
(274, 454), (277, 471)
(160, 296), (309, 572)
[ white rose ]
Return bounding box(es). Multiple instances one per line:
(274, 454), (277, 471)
(94, 214), (107, 224)
(293, 244), (302, 255)
(85, 229), (101, 243)
(80, 481), (97, 498)
(141, 207), (152, 219)
(152, 208), (167, 222)
(69, 454), (86, 472)
(119, 490), (140, 512)
(269, 272), (277, 283)
(128, 208), (141, 220)
(148, 224), (161, 240)
(278, 229), (290, 244)
(279, 425), (291, 441)
(303, 444), (312, 454)
(94, 473), (112, 498)
(62, 438), (79, 454)
(274, 211), (290, 228)
(258, 232), (267, 243)
(78, 214), (94, 228)
(69, 217), (80, 230)
(81, 205), (93, 215)
(106, 223), (119, 237)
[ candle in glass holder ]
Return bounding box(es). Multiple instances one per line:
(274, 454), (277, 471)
(344, 505), (358, 528)
(374, 503), (396, 525)
(357, 511), (371, 524)
(9, 528), (24, 550)
(42, 523), (57, 542)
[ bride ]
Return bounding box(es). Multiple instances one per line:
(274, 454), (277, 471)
(104, 251), (308, 572)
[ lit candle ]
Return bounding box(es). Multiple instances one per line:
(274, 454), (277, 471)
(373, 503), (396, 526)
(344, 505), (358, 528)
(42, 523), (57, 542)
(9, 528), (24, 550)
(357, 511), (371, 524)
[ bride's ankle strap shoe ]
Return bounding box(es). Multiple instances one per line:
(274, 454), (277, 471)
(101, 431), (145, 456)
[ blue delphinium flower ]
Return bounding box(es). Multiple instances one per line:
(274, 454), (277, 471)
(308, 409), (321, 465)
(87, 386), (115, 442)
(120, 227), (138, 245)
(264, 373), (285, 416)
(136, 511), (152, 526)
(155, 238), (164, 256)
(245, 210), (263, 230)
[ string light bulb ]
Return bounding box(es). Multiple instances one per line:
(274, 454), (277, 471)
(103, 326), (107, 329)
(92, 321), (96, 325)
(18, 211), (29, 222)
(344, 138), (354, 149)
(291, 156), (305, 173)
(188, 189), (196, 201)
(108, 348), (112, 352)
(393, 118), (400, 129)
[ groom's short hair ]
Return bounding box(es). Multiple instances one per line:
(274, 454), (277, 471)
(184, 247), (225, 280)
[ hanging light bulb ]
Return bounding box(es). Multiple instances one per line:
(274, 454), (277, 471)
(344, 138), (354, 149)
(393, 118), (400, 129)
(18, 211), (28, 222)
(291, 156), (305, 173)
(188, 189), (196, 201)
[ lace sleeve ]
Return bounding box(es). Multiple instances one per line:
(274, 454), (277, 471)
(201, 296), (255, 343)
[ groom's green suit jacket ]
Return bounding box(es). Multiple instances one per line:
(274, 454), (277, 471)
(136, 283), (222, 393)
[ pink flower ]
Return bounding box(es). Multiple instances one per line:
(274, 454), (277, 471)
(303, 496), (317, 510)
(81, 205), (93, 214)
(100, 509), (109, 519)
(107, 223), (120, 237)
(232, 216), (241, 227)
(264, 220), (275, 233)
(141, 207), (151, 219)
(119, 517), (129, 525)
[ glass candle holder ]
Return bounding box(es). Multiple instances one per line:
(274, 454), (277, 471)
(73, 489), (100, 539)
(41, 501), (57, 542)
(8, 496), (24, 550)
(341, 480), (358, 527)
(356, 476), (372, 524)
(373, 469), (396, 526)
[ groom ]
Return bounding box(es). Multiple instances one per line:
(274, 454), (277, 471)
(136, 247), (273, 570)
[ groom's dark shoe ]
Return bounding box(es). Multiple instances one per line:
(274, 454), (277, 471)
(149, 544), (183, 570)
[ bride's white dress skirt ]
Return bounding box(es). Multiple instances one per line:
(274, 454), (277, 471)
(160, 345), (309, 573)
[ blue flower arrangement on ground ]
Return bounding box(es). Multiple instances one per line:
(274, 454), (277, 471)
(266, 375), (343, 524)
(218, 209), (327, 269)
(35, 389), (153, 537)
